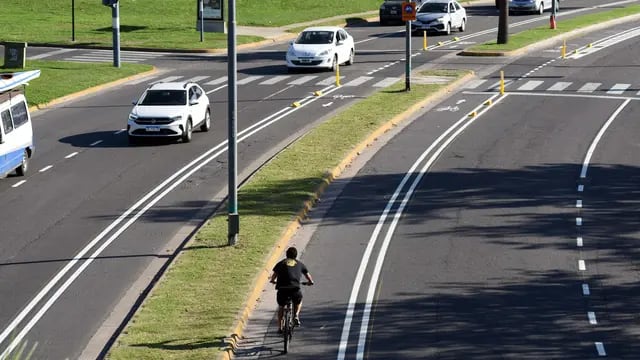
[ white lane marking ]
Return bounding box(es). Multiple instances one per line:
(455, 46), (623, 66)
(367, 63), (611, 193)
(578, 185), (584, 192)
(576, 217), (582, 226)
(488, 80), (512, 90)
(0, 84), (343, 356)
(39, 166), (53, 173)
(114, 129), (126, 135)
(372, 77), (399, 88)
(547, 82), (572, 91)
(317, 76), (343, 86)
(588, 311), (597, 324)
(206, 84), (228, 94)
(11, 180), (26, 188)
(577, 237), (583, 247)
(580, 99), (630, 178)
(237, 75), (264, 85)
(65, 152), (78, 159)
(595, 342), (607, 356)
(204, 76), (227, 85)
(579, 260), (586, 271)
(576, 200), (582, 208)
(151, 75), (184, 84)
(583, 284), (590, 295)
(577, 82), (601, 93)
(184, 76), (209, 83)
(126, 74), (161, 85)
(29, 48), (76, 60)
(517, 80), (544, 91)
(568, 26), (640, 59)
(90, 140), (103, 146)
(606, 83), (630, 95)
(259, 75), (290, 85)
(462, 79), (487, 89)
(343, 76), (374, 87)
(338, 94), (507, 360)
(288, 75), (317, 85)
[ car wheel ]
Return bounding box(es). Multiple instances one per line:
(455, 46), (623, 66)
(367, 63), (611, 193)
(330, 55), (338, 72)
(380, 18), (387, 26)
(459, 19), (466, 32)
(346, 49), (354, 65)
(200, 109), (211, 132)
(15, 150), (28, 176)
(538, 2), (544, 14)
(182, 119), (193, 143)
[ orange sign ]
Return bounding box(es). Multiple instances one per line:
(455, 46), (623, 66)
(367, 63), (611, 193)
(401, 2), (417, 21)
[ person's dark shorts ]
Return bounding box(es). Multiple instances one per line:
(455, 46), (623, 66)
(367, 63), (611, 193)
(277, 287), (303, 306)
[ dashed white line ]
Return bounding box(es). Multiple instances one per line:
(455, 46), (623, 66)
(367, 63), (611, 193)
(576, 217), (582, 226)
(578, 185), (584, 192)
(65, 152), (79, 159)
(579, 260), (586, 271)
(577, 237), (583, 247)
(595, 342), (607, 356)
(39, 165), (53, 173)
(582, 284), (590, 296)
(576, 200), (583, 208)
(11, 180), (26, 188)
(547, 82), (572, 91)
(114, 129), (126, 135)
(90, 140), (103, 146)
(588, 311), (598, 324)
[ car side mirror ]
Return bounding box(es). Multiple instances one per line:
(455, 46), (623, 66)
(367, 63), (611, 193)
(132, 100), (137, 105)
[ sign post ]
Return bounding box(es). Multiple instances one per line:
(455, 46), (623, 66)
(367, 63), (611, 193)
(401, 2), (416, 91)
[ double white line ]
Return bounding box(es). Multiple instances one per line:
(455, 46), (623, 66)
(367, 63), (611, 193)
(0, 84), (342, 359)
(336, 93), (505, 360)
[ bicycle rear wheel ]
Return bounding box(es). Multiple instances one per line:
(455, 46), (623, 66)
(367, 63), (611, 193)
(283, 307), (291, 353)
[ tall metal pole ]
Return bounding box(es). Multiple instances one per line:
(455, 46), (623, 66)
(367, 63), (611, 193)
(227, 0), (239, 246)
(111, 1), (121, 68)
(405, 20), (411, 91)
(72, 0), (75, 42)
(497, 0), (508, 44)
(199, 0), (204, 42)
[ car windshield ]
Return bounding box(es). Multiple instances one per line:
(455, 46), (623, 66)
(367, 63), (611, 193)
(139, 90), (186, 106)
(296, 31), (334, 45)
(419, 3), (449, 13)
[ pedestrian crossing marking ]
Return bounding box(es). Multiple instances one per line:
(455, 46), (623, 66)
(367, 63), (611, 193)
(547, 82), (572, 91)
(260, 75), (291, 85)
(29, 48), (76, 60)
(517, 80), (544, 91)
(343, 76), (374, 87)
(151, 76), (184, 84)
(317, 76), (343, 86)
(607, 83), (630, 95)
(373, 77), (400, 88)
(288, 75), (317, 85)
(205, 76), (227, 85)
(237, 75), (264, 85)
(463, 79), (487, 89)
(577, 82), (601, 93)
(185, 76), (210, 83)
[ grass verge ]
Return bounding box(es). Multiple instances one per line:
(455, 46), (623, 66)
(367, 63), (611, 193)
(0, 0), (380, 50)
(2, 60), (153, 107)
(105, 68), (472, 360)
(468, 4), (640, 52)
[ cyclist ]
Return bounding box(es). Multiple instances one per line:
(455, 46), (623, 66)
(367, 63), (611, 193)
(270, 246), (314, 333)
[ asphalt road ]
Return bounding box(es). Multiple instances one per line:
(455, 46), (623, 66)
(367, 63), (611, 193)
(0, 0), (639, 359)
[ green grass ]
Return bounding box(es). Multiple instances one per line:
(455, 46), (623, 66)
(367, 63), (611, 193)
(1, 60), (153, 107)
(0, 0), (380, 49)
(470, 4), (640, 52)
(106, 69), (471, 360)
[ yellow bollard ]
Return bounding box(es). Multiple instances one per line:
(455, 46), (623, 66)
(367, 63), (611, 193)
(485, 99), (493, 105)
(335, 63), (341, 87)
(588, 43), (593, 48)
(423, 31), (428, 51)
(313, 90), (323, 97)
(499, 70), (505, 95)
(561, 39), (566, 59)
(291, 101), (301, 107)
(468, 111), (477, 117)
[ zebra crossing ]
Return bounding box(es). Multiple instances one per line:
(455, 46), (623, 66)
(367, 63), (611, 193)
(28, 48), (164, 63)
(128, 73), (405, 88)
(464, 79), (640, 96)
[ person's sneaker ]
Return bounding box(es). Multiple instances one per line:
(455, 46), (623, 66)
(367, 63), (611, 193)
(293, 317), (301, 327)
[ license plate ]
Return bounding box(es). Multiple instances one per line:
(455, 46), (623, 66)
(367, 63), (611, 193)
(145, 126), (160, 132)
(300, 59), (311, 63)
(390, 10), (397, 14)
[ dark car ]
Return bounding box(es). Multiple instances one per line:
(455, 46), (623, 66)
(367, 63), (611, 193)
(379, 0), (425, 26)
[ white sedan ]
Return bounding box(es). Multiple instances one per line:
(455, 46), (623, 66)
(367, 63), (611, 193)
(411, 0), (467, 35)
(285, 26), (355, 72)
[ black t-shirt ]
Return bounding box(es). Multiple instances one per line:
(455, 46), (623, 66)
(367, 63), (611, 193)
(273, 258), (309, 290)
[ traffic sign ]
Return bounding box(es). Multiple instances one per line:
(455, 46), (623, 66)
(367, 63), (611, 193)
(402, 2), (416, 21)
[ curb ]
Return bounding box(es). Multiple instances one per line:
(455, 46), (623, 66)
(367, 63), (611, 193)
(459, 12), (640, 57)
(218, 70), (476, 360)
(28, 67), (158, 113)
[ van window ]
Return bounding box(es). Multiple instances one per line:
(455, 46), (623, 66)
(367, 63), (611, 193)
(1, 109), (13, 135)
(11, 101), (28, 128)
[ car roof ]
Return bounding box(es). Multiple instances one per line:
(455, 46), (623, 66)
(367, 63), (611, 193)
(423, 0), (452, 3)
(148, 82), (192, 90)
(301, 26), (341, 33)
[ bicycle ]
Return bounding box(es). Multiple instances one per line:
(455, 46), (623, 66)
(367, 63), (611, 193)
(272, 281), (313, 354)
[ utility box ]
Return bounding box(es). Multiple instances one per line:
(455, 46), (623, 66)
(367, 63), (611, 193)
(3, 42), (27, 69)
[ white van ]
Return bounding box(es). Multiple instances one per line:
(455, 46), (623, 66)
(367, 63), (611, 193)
(0, 70), (40, 178)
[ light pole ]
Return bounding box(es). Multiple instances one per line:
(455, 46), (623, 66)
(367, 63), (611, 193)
(227, 0), (239, 246)
(497, 0), (508, 44)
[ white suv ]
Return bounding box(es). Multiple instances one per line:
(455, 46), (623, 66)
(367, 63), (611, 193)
(127, 81), (211, 144)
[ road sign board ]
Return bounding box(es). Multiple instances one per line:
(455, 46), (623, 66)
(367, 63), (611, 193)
(402, 2), (416, 21)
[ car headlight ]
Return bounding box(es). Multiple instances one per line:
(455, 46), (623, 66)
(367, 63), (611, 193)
(436, 17), (445, 23)
(318, 49), (331, 56)
(128, 113), (138, 121)
(287, 47), (295, 56)
(170, 115), (182, 123)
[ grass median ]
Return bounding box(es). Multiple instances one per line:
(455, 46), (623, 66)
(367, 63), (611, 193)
(1, 60), (153, 107)
(468, 4), (640, 52)
(0, 0), (380, 50)
(105, 68), (472, 360)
